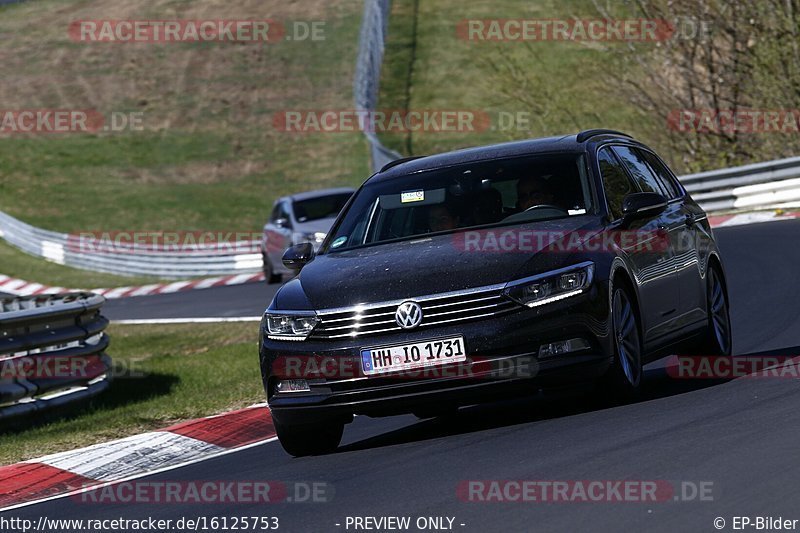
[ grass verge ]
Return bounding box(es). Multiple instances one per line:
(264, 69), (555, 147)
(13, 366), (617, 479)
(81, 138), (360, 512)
(0, 322), (264, 466)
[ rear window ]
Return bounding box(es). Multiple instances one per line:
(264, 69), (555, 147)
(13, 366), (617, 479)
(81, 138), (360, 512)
(292, 193), (352, 222)
(641, 150), (683, 199)
(597, 148), (637, 221)
(611, 146), (669, 197)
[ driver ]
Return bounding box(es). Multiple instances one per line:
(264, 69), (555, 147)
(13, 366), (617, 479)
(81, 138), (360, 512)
(516, 176), (555, 211)
(428, 203), (460, 232)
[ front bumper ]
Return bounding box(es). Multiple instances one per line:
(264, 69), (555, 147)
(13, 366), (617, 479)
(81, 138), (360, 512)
(259, 288), (613, 425)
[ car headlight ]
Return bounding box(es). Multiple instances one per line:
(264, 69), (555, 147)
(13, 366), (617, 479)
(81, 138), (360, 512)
(265, 312), (319, 340)
(504, 262), (594, 308)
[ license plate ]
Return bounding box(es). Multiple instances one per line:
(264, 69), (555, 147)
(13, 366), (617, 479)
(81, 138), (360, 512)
(361, 336), (466, 376)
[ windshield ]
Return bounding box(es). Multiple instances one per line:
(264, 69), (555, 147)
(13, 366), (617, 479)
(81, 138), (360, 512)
(322, 153), (593, 253)
(292, 193), (352, 222)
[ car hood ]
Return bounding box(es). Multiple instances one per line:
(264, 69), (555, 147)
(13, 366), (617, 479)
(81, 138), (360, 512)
(283, 216), (601, 310)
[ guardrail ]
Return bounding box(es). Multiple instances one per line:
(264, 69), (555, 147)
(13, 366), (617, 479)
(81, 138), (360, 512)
(0, 292), (111, 422)
(678, 156), (800, 213)
(354, 0), (402, 173)
(0, 211), (262, 279)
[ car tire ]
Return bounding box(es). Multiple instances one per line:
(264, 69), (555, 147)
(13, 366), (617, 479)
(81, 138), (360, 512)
(701, 264), (732, 356)
(263, 255), (283, 284)
(274, 419), (344, 457)
(600, 283), (644, 401)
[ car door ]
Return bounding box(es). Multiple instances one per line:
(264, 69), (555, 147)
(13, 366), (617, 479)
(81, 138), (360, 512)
(640, 149), (706, 326)
(606, 145), (682, 343)
(266, 201), (294, 271)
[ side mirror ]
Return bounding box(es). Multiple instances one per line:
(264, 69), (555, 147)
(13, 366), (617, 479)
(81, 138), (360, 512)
(621, 192), (667, 220)
(274, 217), (290, 229)
(282, 242), (314, 271)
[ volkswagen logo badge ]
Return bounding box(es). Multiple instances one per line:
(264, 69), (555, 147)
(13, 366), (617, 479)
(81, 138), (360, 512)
(395, 301), (423, 329)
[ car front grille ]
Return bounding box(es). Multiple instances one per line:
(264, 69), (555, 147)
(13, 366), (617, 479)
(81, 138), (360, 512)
(309, 284), (519, 339)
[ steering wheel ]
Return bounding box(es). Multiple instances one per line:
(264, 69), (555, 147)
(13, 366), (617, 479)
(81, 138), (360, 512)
(524, 204), (568, 214)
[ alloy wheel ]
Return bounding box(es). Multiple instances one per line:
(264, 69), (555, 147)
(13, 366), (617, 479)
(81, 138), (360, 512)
(613, 288), (642, 387)
(708, 268), (731, 355)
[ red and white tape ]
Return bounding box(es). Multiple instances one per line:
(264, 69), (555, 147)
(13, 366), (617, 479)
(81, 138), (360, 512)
(0, 404), (276, 511)
(0, 272), (265, 299)
(706, 210), (800, 228)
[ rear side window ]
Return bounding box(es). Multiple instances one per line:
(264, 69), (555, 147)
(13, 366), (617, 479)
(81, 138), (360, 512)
(641, 150), (682, 199)
(269, 204), (282, 222)
(273, 202), (291, 225)
(612, 146), (668, 197)
(293, 193), (352, 222)
(597, 147), (637, 221)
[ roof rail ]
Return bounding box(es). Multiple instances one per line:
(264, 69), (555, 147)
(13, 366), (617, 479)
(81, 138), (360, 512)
(380, 155), (425, 173)
(576, 129), (633, 143)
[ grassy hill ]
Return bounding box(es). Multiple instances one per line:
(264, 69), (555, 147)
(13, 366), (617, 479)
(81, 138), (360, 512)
(377, 0), (800, 174)
(378, 0), (642, 161)
(0, 0), (369, 234)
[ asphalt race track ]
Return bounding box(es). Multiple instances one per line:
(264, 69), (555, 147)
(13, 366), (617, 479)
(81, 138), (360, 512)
(103, 281), (278, 320)
(5, 220), (800, 532)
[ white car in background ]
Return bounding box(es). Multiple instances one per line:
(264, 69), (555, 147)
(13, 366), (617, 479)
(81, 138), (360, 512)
(261, 188), (354, 283)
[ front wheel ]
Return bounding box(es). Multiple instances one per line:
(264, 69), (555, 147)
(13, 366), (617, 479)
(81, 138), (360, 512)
(274, 419), (344, 457)
(600, 284), (643, 401)
(702, 265), (732, 356)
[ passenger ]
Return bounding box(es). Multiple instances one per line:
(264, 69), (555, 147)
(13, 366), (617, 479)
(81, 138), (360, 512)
(428, 204), (460, 232)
